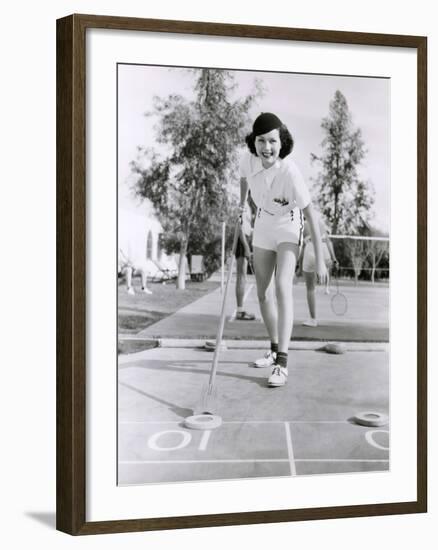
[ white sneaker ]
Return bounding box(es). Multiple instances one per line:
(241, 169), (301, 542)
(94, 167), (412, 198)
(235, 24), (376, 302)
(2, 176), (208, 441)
(127, 287), (135, 296)
(142, 287), (153, 294)
(302, 319), (318, 327)
(268, 365), (288, 387)
(251, 350), (277, 368)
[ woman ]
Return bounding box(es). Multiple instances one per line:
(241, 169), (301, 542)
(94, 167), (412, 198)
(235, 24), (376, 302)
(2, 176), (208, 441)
(239, 112), (327, 387)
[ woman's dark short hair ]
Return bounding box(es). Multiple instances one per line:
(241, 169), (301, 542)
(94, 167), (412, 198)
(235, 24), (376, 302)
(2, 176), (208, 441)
(245, 124), (294, 159)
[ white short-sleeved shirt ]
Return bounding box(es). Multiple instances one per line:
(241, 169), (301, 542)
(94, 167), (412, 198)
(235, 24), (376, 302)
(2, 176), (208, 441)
(239, 150), (310, 216)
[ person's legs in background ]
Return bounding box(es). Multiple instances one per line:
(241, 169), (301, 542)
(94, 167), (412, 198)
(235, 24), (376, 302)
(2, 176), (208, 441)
(136, 266), (153, 294)
(302, 270), (318, 327)
(123, 265), (135, 295)
(235, 254), (255, 320)
(123, 263), (153, 295)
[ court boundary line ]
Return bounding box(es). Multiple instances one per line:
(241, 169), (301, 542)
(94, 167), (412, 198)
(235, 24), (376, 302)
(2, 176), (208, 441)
(118, 339), (389, 354)
(284, 422), (296, 475)
(119, 459), (390, 465)
(119, 420), (357, 425)
(119, 335), (389, 343)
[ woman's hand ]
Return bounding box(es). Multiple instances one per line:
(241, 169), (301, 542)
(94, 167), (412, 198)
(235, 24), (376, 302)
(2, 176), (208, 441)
(315, 259), (328, 285)
(243, 244), (252, 260)
(302, 203), (329, 285)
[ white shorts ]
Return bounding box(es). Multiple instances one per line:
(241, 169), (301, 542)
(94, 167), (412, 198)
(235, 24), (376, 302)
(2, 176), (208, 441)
(303, 241), (331, 272)
(252, 207), (304, 252)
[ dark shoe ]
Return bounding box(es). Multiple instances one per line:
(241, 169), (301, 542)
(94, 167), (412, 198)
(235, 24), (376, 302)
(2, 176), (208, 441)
(236, 311), (256, 321)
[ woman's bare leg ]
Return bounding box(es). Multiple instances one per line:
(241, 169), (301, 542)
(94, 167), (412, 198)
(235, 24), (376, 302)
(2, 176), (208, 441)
(253, 246), (277, 343)
(124, 266), (133, 289)
(275, 242), (299, 354)
(235, 256), (248, 308)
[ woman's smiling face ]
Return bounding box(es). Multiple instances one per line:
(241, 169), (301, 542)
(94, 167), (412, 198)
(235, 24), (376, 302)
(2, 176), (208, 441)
(255, 128), (281, 168)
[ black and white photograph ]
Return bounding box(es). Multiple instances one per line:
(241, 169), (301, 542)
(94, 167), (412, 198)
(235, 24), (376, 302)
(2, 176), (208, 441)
(1, 0), (433, 542)
(117, 64), (390, 486)
(50, 7), (428, 538)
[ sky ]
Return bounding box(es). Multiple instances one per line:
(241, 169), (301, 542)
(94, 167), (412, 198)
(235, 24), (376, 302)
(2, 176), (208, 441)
(118, 64), (390, 232)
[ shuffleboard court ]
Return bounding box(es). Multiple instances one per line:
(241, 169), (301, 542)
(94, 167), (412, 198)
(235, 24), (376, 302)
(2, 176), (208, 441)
(118, 344), (389, 485)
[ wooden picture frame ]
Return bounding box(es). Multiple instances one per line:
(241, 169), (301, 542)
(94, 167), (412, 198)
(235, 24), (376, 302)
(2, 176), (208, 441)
(56, 13), (427, 535)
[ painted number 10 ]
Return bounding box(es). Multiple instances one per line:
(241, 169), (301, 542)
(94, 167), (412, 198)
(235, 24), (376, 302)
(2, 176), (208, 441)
(147, 430), (212, 451)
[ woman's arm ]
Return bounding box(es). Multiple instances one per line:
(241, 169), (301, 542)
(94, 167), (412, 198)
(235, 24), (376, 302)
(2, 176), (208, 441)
(236, 176), (251, 258)
(239, 177), (248, 208)
(296, 241), (305, 276)
(295, 221), (307, 275)
(302, 204), (328, 284)
(238, 178), (251, 257)
(326, 237), (338, 265)
(239, 227), (251, 258)
(321, 220), (338, 265)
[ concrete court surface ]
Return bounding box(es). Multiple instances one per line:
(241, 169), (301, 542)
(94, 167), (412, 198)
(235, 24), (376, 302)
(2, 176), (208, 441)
(135, 276), (389, 342)
(118, 344), (389, 485)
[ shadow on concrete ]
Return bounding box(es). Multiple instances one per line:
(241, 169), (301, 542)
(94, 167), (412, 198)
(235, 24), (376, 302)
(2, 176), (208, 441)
(119, 381), (193, 418)
(119, 360), (268, 388)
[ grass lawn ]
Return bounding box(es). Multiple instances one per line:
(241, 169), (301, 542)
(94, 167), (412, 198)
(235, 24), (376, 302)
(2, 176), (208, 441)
(118, 277), (220, 354)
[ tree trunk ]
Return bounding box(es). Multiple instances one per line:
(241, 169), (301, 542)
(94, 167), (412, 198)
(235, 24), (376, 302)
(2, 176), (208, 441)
(177, 237), (188, 290)
(333, 191), (339, 234)
(354, 269), (359, 285)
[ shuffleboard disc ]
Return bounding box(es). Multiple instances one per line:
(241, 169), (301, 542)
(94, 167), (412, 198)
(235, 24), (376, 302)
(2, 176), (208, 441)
(323, 342), (347, 354)
(353, 411), (389, 427)
(183, 413), (222, 430)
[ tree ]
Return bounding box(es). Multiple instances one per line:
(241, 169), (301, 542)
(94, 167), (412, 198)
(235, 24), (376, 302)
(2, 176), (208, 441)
(132, 69), (260, 289)
(366, 239), (389, 283)
(360, 226), (389, 283)
(344, 238), (367, 285)
(311, 90), (375, 235)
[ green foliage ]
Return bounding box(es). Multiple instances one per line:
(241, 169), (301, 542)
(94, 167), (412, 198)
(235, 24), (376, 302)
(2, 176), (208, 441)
(311, 90), (375, 235)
